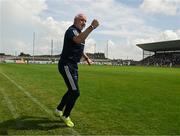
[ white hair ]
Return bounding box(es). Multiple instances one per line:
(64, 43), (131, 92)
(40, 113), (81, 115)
(74, 13), (86, 20)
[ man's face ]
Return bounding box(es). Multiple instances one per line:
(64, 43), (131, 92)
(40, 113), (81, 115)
(75, 15), (87, 30)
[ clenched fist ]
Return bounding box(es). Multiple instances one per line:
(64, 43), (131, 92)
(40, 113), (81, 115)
(91, 19), (99, 29)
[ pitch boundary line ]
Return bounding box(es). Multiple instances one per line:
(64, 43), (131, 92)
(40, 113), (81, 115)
(1, 72), (54, 118)
(1, 72), (80, 136)
(0, 87), (24, 130)
(0, 88), (19, 119)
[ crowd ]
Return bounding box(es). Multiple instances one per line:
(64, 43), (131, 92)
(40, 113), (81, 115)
(141, 52), (180, 67)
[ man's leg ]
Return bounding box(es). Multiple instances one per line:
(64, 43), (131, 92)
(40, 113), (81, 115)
(63, 90), (80, 117)
(57, 63), (74, 111)
(62, 65), (79, 117)
(57, 91), (70, 111)
(58, 64), (79, 127)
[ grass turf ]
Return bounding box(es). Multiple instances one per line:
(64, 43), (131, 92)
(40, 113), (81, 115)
(0, 63), (180, 135)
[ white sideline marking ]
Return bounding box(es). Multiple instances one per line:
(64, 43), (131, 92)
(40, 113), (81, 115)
(0, 87), (23, 128)
(1, 72), (54, 118)
(0, 72), (80, 135)
(0, 88), (19, 119)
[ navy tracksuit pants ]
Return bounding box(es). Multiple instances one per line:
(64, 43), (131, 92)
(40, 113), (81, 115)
(57, 61), (80, 117)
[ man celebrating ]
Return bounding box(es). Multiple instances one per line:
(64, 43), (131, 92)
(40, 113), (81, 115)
(55, 13), (99, 127)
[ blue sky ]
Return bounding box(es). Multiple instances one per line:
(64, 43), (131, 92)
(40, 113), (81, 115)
(1, 0), (180, 60)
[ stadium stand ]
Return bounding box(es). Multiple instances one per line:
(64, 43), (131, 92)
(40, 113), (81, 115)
(137, 39), (180, 67)
(86, 53), (105, 59)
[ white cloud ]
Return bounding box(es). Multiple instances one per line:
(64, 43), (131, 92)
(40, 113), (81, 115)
(85, 39), (96, 53)
(159, 30), (179, 40)
(176, 29), (180, 36)
(1, 0), (47, 24)
(135, 29), (180, 45)
(16, 0), (47, 15)
(108, 40), (115, 48)
(140, 0), (180, 16)
(0, 0), (72, 55)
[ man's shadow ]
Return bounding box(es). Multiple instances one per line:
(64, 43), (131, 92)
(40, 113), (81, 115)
(0, 116), (66, 135)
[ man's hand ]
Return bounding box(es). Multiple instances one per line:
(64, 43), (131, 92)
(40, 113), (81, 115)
(86, 58), (93, 65)
(91, 19), (99, 29)
(73, 19), (99, 44)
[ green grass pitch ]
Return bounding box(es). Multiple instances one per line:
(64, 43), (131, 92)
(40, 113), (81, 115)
(0, 63), (180, 135)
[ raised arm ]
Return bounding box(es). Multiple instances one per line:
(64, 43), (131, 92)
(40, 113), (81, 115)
(73, 19), (99, 44)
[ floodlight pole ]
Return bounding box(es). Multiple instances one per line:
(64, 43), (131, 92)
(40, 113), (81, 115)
(107, 40), (109, 59)
(51, 39), (53, 56)
(51, 39), (53, 61)
(94, 43), (96, 53)
(33, 32), (35, 63)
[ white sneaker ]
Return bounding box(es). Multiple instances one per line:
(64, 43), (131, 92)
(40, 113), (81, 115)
(54, 109), (63, 117)
(61, 116), (74, 127)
